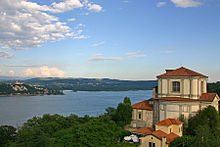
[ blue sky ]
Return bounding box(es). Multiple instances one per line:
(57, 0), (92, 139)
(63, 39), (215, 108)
(0, 0), (220, 81)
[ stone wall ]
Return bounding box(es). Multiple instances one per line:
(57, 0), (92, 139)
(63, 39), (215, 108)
(155, 100), (219, 123)
(132, 109), (153, 128)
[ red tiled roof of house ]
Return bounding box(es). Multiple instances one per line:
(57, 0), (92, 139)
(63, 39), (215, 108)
(132, 127), (155, 135)
(166, 133), (179, 144)
(200, 93), (217, 102)
(132, 100), (153, 110)
(156, 118), (183, 126)
(157, 67), (208, 78)
(152, 93), (218, 102)
(151, 130), (168, 139)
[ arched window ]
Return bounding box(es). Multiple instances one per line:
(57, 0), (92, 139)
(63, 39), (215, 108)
(172, 81), (180, 92)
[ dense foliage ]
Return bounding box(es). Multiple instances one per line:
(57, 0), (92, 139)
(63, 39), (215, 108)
(105, 97), (133, 127)
(0, 125), (17, 147)
(0, 97), (136, 147)
(208, 81), (220, 96)
(171, 106), (220, 147)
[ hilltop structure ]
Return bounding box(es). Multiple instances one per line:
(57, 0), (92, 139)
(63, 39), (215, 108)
(131, 67), (220, 128)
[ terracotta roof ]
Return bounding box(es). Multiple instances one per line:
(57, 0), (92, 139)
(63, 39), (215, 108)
(157, 67), (208, 78)
(151, 130), (168, 139)
(200, 93), (217, 102)
(153, 97), (200, 101)
(132, 127), (154, 135)
(156, 118), (183, 126)
(166, 133), (179, 144)
(132, 100), (153, 110)
(152, 93), (218, 102)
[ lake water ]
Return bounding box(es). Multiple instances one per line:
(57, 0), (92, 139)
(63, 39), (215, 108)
(0, 90), (152, 127)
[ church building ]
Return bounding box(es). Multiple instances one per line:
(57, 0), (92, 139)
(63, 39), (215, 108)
(131, 67), (220, 128)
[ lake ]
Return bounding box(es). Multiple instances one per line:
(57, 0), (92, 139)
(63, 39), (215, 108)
(0, 90), (152, 127)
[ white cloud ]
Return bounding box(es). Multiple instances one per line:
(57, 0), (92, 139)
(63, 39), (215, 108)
(73, 35), (88, 39)
(88, 54), (123, 62)
(8, 70), (15, 76)
(164, 50), (175, 54)
(126, 52), (147, 58)
(87, 3), (102, 12)
(157, 2), (167, 7)
(51, 0), (83, 13)
(67, 17), (76, 22)
(23, 66), (65, 77)
(77, 24), (85, 27)
(0, 50), (14, 58)
(171, 0), (202, 8)
(92, 41), (105, 47)
(0, 69), (16, 76)
(0, 0), (102, 50)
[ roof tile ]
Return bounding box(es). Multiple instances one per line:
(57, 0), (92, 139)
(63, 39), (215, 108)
(132, 127), (155, 135)
(166, 133), (179, 144)
(151, 130), (168, 139)
(152, 93), (218, 102)
(132, 100), (153, 110)
(157, 67), (208, 78)
(156, 118), (183, 126)
(200, 93), (217, 102)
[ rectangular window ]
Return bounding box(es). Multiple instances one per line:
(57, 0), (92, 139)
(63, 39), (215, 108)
(138, 112), (142, 119)
(149, 142), (155, 147)
(201, 81), (204, 94)
(182, 106), (188, 112)
(160, 104), (164, 110)
(173, 81), (180, 92)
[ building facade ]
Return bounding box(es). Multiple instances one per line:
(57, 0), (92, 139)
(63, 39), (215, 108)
(132, 67), (220, 128)
(133, 118), (183, 147)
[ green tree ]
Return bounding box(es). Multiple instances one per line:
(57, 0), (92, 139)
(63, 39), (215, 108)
(186, 106), (220, 136)
(114, 97), (133, 127)
(0, 125), (17, 147)
(182, 106), (220, 147)
(1, 98), (137, 147)
(170, 135), (194, 147)
(192, 124), (216, 147)
(123, 97), (131, 105)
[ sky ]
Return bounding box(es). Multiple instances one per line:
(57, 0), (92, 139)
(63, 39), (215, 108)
(0, 0), (220, 81)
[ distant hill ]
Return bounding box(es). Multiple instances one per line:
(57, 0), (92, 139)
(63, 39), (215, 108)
(0, 77), (158, 91)
(0, 76), (31, 80)
(0, 83), (63, 96)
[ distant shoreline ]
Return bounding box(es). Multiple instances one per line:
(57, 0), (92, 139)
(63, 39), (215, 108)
(0, 89), (153, 96)
(72, 89), (153, 92)
(0, 93), (64, 97)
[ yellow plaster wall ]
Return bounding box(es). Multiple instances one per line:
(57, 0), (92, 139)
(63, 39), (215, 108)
(140, 135), (168, 147)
